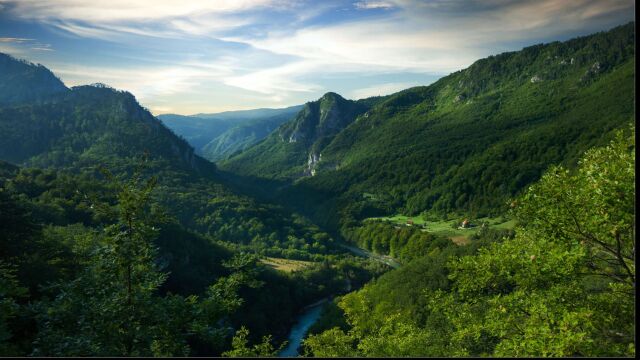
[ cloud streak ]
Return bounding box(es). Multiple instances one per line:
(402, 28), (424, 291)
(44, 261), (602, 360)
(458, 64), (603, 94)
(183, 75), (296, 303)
(0, 37), (54, 53)
(354, 1), (396, 10)
(221, 0), (633, 100)
(0, 0), (279, 22)
(0, 37), (34, 43)
(0, 0), (634, 114)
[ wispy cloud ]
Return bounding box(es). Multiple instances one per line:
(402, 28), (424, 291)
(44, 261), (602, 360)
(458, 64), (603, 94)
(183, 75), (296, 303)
(30, 45), (53, 51)
(0, 37), (54, 52)
(0, 0), (634, 113)
(0, 0), (292, 42)
(49, 61), (239, 114)
(221, 0), (633, 101)
(0, 37), (34, 43)
(223, 60), (323, 97)
(0, 0), (279, 22)
(53, 61), (231, 98)
(354, 1), (395, 10)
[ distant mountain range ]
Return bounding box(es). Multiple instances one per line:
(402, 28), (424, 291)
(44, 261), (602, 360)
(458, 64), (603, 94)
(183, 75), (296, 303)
(158, 105), (302, 161)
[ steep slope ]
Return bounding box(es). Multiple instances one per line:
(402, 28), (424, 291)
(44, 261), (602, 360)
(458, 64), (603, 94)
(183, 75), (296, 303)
(224, 22), (636, 226)
(0, 53), (69, 105)
(304, 127), (635, 357)
(158, 105), (302, 160)
(222, 93), (385, 178)
(0, 81), (212, 175)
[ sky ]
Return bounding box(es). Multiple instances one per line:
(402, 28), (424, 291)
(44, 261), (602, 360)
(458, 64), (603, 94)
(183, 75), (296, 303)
(0, 0), (635, 115)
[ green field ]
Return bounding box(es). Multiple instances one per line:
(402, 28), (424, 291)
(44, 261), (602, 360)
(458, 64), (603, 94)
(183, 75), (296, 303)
(260, 257), (315, 272)
(365, 214), (516, 243)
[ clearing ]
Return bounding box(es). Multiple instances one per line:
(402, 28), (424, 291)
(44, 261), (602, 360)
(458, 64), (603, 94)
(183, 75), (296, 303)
(261, 257), (314, 272)
(365, 214), (516, 244)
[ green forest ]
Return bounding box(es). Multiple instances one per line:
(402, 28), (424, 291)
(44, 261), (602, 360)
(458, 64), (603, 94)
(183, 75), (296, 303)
(303, 127), (635, 357)
(223, 22), (635, 228)
(0, 21), (636, 357)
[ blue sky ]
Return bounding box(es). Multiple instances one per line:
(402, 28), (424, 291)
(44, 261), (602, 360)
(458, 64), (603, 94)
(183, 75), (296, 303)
(0, 0), (634, 115)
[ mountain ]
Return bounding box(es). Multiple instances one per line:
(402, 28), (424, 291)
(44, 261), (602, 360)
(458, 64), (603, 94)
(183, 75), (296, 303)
(158, 105), (302, 161)
(221, 93), (386, 178)
(222, 22), (636, 227)
(0, 53), (68, 106)
(0, 76), (212, 175)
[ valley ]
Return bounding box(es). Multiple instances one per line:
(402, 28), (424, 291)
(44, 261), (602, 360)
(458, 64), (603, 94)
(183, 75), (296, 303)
(0, 20), (635, 358)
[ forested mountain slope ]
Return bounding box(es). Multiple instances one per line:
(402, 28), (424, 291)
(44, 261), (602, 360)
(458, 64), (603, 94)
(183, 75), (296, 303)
(156, 113), (238, 153)
(0, 81), (212, 175)
(0, 53), (68, 106)
(303, 125), (635, 357)
(0, 51), (347, 261)
(223, 22), (635, 227)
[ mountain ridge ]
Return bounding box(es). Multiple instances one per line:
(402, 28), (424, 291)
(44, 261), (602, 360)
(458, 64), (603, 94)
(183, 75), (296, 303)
(0, 71), (212, 175)
(222, 21), (635, 228)
(0, 53), (69, 106)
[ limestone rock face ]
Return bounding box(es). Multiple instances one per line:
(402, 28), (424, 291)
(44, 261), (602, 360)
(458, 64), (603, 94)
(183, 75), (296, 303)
(279, 92), (357, 145)
(277, 92), (369, 177)
(305, 152), (321, 176)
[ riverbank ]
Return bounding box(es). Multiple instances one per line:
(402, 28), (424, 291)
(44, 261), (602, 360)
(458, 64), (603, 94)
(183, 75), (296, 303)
(278, 243), (402, 356)
(278, 298), (329, 357)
